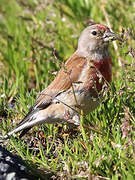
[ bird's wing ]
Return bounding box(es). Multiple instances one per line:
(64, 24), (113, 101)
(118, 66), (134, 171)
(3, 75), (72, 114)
(33, 52), (87, 109)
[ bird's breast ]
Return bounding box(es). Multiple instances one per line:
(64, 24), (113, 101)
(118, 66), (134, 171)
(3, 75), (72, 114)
(84, 57), (112, 93)
(93, 57), (112, 84)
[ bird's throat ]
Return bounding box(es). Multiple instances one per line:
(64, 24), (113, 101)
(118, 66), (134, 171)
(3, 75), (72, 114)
(89, 46), (110, 61)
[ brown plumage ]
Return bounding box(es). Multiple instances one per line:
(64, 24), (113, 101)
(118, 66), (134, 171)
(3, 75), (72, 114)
(35, 53), (87, 109)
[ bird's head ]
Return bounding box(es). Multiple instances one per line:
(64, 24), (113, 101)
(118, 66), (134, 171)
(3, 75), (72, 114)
(78, 24), (118, 59)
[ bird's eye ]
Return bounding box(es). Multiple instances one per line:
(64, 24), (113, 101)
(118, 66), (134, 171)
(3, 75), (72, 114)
(91, 31), (97, 35)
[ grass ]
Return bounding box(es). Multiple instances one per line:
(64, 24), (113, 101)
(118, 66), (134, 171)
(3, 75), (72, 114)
(0, 0), (135, 179)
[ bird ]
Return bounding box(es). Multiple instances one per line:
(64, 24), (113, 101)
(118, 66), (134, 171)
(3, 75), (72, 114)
(0, 23), (118, 141)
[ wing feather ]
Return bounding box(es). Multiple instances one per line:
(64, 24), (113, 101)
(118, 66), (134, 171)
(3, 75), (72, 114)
(34, 52), (87, 109)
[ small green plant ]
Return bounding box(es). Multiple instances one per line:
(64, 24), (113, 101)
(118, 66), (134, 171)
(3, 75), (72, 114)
(0, 0), (134, 179)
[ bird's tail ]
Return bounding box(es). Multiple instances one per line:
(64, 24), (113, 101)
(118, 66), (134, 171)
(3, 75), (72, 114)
(0, 109), (40, 142)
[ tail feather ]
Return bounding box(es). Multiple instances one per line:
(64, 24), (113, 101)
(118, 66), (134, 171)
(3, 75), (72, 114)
(0, 109), (40, 141)
(18, 108), (39, 127)
(19, 128), (31, 138)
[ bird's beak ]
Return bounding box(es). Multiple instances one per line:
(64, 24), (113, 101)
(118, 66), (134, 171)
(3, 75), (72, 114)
(103, 31), (118, 42)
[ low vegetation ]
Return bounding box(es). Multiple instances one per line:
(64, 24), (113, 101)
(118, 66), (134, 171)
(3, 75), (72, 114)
(0, 0), (135, 179)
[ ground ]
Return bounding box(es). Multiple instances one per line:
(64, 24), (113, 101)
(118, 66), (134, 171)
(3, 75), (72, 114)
(0, 0), (135, 179)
